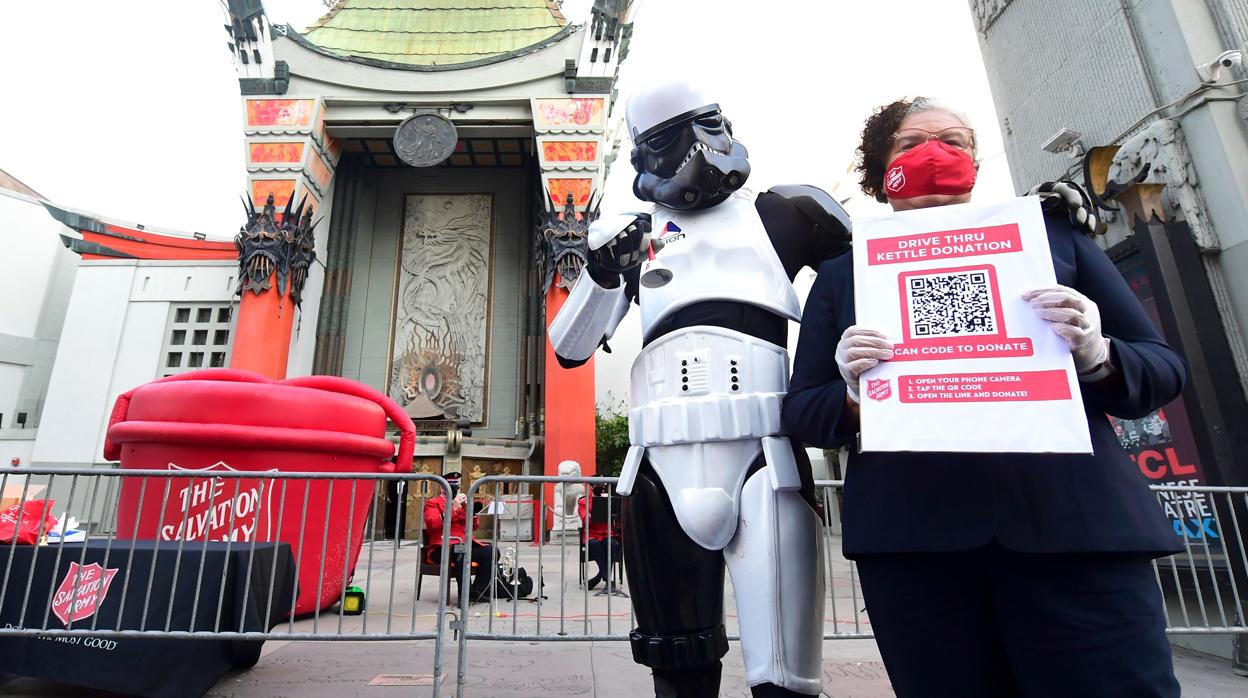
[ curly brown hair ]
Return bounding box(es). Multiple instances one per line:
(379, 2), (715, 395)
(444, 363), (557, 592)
(855, 98), (919, 204)
(856, 97), (979, 203)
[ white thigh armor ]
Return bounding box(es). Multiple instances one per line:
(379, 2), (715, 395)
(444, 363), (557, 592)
(726, 467), (826, 694)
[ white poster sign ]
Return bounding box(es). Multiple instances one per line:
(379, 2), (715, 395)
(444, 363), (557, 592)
(852, 197), (1092, 453)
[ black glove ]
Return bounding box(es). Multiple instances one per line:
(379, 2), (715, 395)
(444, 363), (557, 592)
(587, 212), (652, 287)
(1029, 180), (1105, 236)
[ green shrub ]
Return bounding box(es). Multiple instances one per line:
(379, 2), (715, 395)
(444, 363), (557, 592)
(595, 408), (630, 477)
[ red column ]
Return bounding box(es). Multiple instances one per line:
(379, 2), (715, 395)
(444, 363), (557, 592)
(538, 278), (597, 542)
(230, 272), (296, 379)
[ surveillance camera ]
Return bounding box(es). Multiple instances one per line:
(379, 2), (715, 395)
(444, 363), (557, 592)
(1197, 49), (1242, 82)
(1041, 128), (1084, 157)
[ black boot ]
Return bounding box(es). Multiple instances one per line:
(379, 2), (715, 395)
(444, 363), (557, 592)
(652, 661), (722, 698)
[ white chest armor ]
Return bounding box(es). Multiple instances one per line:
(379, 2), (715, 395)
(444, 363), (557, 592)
(639, 194), (801, 339)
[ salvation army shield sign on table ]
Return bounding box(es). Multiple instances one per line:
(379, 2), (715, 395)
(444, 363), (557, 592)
(852, 196), (1092, 453)
(51, 561), (119, 626)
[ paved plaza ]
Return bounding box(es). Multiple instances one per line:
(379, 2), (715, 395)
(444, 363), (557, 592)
(0, 536), (1244, 697)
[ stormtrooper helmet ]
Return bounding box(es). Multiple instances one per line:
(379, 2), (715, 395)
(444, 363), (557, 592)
(627, 80), (751, 210)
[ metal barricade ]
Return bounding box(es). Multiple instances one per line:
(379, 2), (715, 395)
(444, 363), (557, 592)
(451, 475), (874, 696)
(0, 466), (456, 697)
(450, 476), (1248, 695)
(815, 479), (1248, 639)
(815, 481), (872, 640)
(454, 475), (629, 640)
(1149, 484), (1248, 636)
(4, 468), (1244, 697)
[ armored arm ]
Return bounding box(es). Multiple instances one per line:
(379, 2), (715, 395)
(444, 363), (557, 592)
(548, 213), (649, 367)
(756, 185), (852, 278)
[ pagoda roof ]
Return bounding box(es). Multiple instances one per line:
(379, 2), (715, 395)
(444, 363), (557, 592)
(42, 202), (236, 262)
(0, 167), (45, 200)
(299, 0), (571, 68)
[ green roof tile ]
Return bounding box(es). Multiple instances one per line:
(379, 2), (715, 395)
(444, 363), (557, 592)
(302, 0), (569, 66)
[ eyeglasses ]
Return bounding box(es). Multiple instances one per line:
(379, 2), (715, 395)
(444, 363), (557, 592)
(891, 126), (975, 153)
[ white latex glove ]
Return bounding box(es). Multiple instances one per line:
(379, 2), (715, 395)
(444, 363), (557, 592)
(836, 326), (894, 404)
(1023, 285), (1111, 373)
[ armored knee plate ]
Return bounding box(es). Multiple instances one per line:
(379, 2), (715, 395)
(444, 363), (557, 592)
(725, 465), (825, 695)
(630, 625), (729, 671)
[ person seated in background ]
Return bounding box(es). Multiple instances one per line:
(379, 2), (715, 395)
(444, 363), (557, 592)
(423, 472), (495, 601)
(577, 484), (622, 590)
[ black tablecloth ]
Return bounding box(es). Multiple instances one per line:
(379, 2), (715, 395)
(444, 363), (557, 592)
(0, 540), (295, 698)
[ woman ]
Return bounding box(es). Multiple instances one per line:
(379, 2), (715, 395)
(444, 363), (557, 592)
(578, 484), (622, 590)
(783, 97), (1185, 697)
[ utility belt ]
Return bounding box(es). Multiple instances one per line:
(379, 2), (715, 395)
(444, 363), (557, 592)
(628, 326), (789, 447)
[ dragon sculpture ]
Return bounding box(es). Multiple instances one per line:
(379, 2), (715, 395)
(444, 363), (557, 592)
(235, 192), (317, 308)
(537, 191), (600, 292)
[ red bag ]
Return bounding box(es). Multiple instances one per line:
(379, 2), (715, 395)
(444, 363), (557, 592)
(0, 500), (57, 545)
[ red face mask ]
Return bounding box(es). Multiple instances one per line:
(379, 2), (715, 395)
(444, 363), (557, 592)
(883, 141), (977, 200)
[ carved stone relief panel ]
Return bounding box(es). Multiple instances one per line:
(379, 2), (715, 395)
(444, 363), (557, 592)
(389, 193), (493, 423)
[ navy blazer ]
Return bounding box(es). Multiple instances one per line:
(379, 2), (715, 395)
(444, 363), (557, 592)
(783, 213), (1187, 557)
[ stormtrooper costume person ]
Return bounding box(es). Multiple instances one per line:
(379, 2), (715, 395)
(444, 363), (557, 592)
(548, 81), (851, 698)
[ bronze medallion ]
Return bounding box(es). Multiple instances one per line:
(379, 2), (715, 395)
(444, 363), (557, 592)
(393, 113), (457, 168)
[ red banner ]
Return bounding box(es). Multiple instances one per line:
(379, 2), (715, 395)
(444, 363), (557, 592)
(891, 337), (1034, 361)
(867, 223), (1022, 265)
(896, 370), (1071, 403)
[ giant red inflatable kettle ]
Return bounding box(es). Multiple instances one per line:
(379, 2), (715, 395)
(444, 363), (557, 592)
(105, 369), (415, 616)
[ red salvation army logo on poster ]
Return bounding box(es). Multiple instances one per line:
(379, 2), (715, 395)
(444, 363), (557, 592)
(852, 197), (1091, 454)
(865, 379), (892, 401)
(51, 562), (118, 626)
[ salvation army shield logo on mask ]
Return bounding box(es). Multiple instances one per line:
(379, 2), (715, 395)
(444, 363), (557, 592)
(51, 562), (119, 626)
(865, 378), (892, 401)
(885, 166), (906, 194)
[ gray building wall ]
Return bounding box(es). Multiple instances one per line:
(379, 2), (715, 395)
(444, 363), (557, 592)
(338, 162), (529, 440)
(972, 0), (1161, 193)
(13, 242), (78, 427)
(972, 0), (1248, 660)
(0, 189), (79, 434)
(972, 0), (1248, 383)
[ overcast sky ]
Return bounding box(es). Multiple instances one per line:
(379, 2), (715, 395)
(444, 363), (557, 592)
(0, 0), (1016, 408)
(0, 0), (1012, 233)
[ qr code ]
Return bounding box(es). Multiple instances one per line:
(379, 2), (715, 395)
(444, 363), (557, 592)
(906, 270), (996, 338)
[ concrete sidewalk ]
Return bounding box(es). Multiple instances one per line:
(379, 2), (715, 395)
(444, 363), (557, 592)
(195, 639), (1240, 698)
(1, 638), (1240, 697)
(1, 536), (1244, 697)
